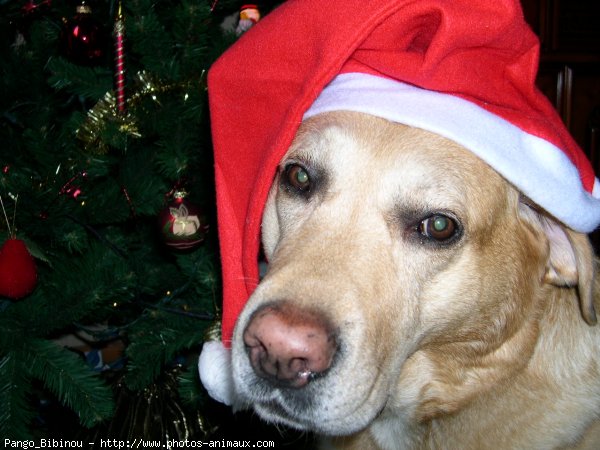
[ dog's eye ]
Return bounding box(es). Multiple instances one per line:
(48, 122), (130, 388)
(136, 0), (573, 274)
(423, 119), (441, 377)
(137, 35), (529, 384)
(284, 164), (311, 193)
(419, 214), (458, 242)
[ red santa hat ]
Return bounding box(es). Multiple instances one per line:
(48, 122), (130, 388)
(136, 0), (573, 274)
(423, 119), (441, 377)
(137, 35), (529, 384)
(199, 0), (600, 404)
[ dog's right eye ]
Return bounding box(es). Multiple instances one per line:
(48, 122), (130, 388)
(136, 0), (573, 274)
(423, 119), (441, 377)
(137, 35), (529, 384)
(283, 163), (311, 193)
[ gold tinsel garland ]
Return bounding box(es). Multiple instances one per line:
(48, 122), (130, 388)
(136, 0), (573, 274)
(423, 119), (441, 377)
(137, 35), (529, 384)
(76, 70), (206, 154)
(80, 367), (218, 447)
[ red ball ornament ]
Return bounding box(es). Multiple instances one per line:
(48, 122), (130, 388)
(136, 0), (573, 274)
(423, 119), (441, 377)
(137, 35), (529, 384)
(60, 2), (106, 66)
(0, 238), (37, 299)
(158, 192), (209, 251)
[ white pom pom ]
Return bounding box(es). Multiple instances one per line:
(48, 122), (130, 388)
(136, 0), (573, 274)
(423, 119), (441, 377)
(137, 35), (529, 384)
(198, 340), (235, 405)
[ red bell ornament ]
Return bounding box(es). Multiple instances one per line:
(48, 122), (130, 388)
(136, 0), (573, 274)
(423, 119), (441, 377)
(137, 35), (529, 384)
(158, 192), (209, 251)
(0, 238), (37, 299)
(61, 2), (106, 66)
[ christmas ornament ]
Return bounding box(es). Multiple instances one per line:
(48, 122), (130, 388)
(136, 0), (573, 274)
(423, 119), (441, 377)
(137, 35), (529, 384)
(158, 191), (208, 251)
(113, 1), (127, 114)
(236, 4), (260, 35)
(0, 239), (37, 299)
(0, 196), (37, 299)
(60, 2), (106, 66)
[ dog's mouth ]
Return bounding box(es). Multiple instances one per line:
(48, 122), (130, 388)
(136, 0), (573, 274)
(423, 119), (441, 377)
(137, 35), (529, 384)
(248, 382), (382, 435)
(233, 340), (390, 436)
(250, 387), (326, 430)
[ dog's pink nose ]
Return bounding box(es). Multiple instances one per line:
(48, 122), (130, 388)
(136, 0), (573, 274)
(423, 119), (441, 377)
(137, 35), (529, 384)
(243, 303), (337, 388)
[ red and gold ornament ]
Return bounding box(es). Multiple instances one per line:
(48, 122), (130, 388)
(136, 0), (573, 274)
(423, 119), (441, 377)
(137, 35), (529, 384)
(60, 1), (106, 66)
(158, 191), (208, 251)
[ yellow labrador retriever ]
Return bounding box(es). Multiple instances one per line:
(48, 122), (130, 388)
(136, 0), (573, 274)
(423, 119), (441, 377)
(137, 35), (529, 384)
(230, 111), (600, 449)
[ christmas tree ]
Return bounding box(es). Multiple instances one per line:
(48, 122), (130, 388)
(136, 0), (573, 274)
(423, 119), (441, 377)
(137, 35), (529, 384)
(0, 0), (313, 446)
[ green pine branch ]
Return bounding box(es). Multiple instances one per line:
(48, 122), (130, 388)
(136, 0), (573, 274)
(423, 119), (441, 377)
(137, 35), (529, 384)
(123, 247), (217, 390)
(177, 359), (204, 409)
(23, 339), (114, 428)
(0, 354), (36, 439)
(47, 56), (113, 101)
(7, 241), (135, 338)
(124, 310), (207, 390)
(127, 5), (178, 79)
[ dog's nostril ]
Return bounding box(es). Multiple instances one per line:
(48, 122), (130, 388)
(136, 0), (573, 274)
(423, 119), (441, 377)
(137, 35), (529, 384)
(243, 303), (337, 388)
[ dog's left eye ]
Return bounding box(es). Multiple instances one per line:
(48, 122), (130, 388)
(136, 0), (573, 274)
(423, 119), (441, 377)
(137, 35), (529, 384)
(419, 214), (458, 242)
(283, 163), (311, 193)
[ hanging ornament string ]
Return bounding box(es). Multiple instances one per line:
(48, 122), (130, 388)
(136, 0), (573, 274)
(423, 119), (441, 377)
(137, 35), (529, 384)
(0, 195), (15, 238)
(113, 0), (126, 114)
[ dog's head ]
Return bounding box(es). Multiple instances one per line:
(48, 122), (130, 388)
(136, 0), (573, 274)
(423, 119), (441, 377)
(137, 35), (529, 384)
(229, 111), (596, 435)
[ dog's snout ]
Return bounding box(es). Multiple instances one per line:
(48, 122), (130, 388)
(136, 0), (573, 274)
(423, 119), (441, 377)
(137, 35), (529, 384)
(243, 303), (337, 388)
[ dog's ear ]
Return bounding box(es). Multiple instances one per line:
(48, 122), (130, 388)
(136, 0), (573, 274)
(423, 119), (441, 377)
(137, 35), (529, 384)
(547, 225), (597, 326)
(520, 200), (597, 325)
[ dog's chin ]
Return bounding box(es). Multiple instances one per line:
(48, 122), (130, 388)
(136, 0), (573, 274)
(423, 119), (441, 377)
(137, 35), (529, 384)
(232, 360), (388, 436)
(251, 400), (381, 436)
(242, 388), (383, 436)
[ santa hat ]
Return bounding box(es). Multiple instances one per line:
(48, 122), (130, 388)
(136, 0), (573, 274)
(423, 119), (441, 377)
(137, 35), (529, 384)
(199, 0), (600, 405)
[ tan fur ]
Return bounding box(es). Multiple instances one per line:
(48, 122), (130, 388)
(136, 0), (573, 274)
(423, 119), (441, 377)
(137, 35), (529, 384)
(230, 111), (600, 450)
